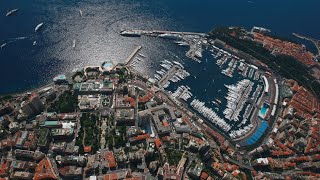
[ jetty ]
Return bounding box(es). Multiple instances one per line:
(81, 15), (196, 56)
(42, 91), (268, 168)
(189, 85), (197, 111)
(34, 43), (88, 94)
(122, 29), (207, 37)
(125, 46), (142, 65)
(158, 65), (182, 88)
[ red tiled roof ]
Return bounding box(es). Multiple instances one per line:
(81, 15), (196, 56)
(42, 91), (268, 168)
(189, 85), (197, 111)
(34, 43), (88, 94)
(253, 33), (316, 66)
(104, 174), (118, 180)
(134, 133), (150, 141)
(200, 172), (209, 180)
(34, 158), (59, 180)
(105, 151), (116, 168)
(84, 146), (92, 153)
(154, 138), (162, 149)
(0, 161), (9, 176)
(162, 121), (169, 127)
(138, 92), (153, 103)
(124, 97), (135, 107)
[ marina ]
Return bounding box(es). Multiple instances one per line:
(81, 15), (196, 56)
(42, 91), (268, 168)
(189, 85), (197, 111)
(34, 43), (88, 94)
(0, 0), (318, 177)
(191, 99), (231, 132)
(223, 79), (253, 122)
(154, 60), (190, 88)
(154, 40), (272, 142)
(169, 85), (193, 102)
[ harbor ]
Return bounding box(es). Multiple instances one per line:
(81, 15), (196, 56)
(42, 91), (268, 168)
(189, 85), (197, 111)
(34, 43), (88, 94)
(153, 60), (190, 88)
(292, 33), (320, 56)
(129, 33), (280, 144)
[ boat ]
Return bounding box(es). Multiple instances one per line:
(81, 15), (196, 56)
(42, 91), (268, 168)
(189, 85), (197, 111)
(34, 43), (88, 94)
(0, 43), (6, 49)
(158, 33), (182, 40)
(163, 60), (172, 65)
(120, 30), (141, 37)
(138, 53), (146, 58)
(173, 61), (183, 68)
(35, 23), (44, 32)
(72, 39), (76, 48)
(223, 80), (253, 121)
(33, 41), (37, 46)
(215, 98), (222, 104)
(212, 101), (219, 107)
(79, 9), (83, 17)
(174, 41), (189, 46)
(190, 99), (231, 132)
(6, 9), (18, 17)
(251, 26), (271, 33)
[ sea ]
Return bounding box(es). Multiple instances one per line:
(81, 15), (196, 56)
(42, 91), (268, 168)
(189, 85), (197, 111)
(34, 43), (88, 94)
(0, 0), (319, 97)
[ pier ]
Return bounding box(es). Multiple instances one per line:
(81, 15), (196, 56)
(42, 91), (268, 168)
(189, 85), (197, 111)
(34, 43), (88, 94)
(125, 46), (142, 65)
(123, 29), (207, 37)
(158, 65), (182, 88)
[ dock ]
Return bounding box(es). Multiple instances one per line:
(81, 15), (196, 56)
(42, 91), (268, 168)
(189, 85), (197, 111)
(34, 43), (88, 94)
(146, 30), (207, 37)
(158, 65), (182, 88)
(125, 46), (142, 65)
(123, 29), (207, 37)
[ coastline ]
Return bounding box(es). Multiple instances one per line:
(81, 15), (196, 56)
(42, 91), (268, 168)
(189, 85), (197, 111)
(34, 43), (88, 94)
(0, 81), (54, 98)
(292, 32), (320, 56)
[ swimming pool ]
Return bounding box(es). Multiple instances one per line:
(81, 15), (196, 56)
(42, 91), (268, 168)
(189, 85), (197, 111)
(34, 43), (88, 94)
(259, 103), (270, 119)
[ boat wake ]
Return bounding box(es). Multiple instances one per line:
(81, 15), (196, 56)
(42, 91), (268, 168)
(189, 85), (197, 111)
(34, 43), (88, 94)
(1, 36), (29, 50)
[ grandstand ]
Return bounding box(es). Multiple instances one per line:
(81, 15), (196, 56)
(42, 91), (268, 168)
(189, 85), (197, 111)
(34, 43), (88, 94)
(240, 121), (269, 146)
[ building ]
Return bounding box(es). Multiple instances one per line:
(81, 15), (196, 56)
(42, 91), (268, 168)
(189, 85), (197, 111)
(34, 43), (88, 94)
(138, 104), (176, 135)
(129, 133), (151, 143)
(187, 162), (204, 179)
(34, 158), (60, 180)
(15, 150), (45, 161)
(59, 166), (83, 179)
(51, 142), (67, 154)
(0, 160), (9, 177)
(78, 95), (100, 111)
(129, 149), (145, 163)
(39, 121), (62, 128)
(11, 171), (34, 180)
(21, 94), (45, 117)
(51, 128), (74, 139)
(8, 122), (20, 133)
(73, 80), (114, 95)
(55, 155), (86, 167)
(0, 103), (14, 116)
(104, 151), (117, 169)
(115, 109), (135, 126)
(253, 33), (316, 66)
(10, 160), (37, 171)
